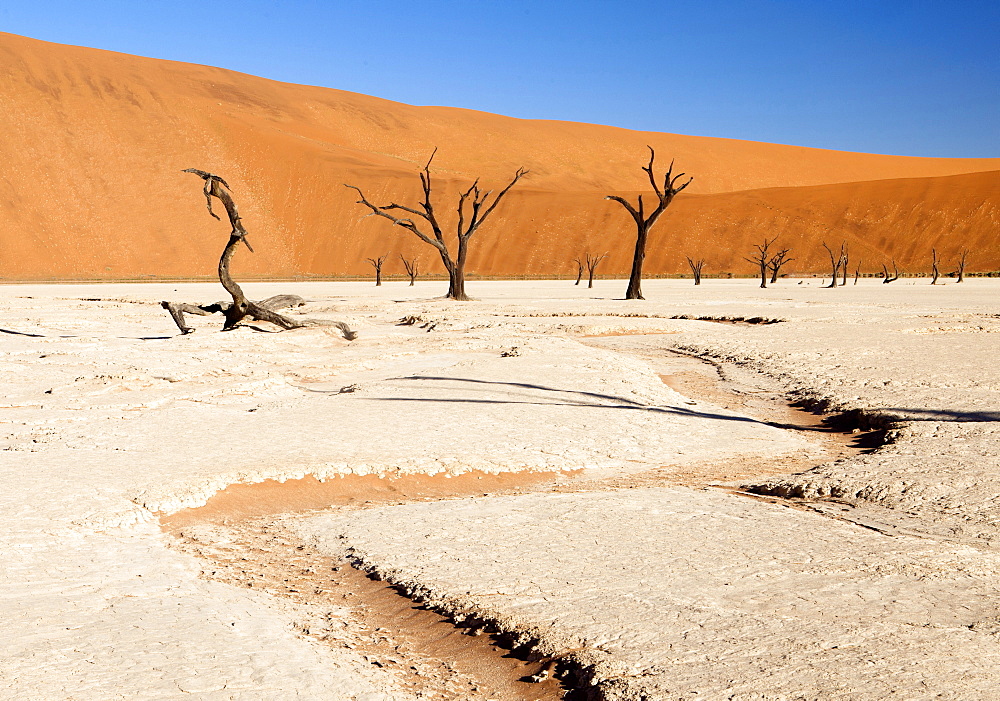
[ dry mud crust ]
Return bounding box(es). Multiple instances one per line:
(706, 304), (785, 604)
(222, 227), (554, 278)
(293, 486), (1000, 701)
(747, 420), (1000, 545)
(658, 300), (1000, 543)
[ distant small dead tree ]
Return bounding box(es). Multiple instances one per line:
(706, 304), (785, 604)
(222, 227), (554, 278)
(882, 259), (900, 284)
(160, 170), (355, 339)
(955, 249), (969, 283)
(854, 259), (862, 285)
(367, 254), (388, 286)
(930, 248), (940, 285)
(572, 257), (584, 285)
(585, 252), (608, 288)
(606, 146), (692, 299)
(400, 254), (420, 286)
(767, 247), (794, 283)
(346, 149), (527, 301)
(745, 237), (779, 289)
(822, 241), (848, 288)
(685, 256), (705, 285)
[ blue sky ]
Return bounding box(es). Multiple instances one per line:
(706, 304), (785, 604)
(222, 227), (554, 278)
(1, 0), (997, 157)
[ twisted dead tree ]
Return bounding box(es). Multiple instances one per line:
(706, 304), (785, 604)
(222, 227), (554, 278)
(607, 147), (692, 300)
(161, 170), (356, 339)
(346, 150), (528, 301)
(822, 241), (848, 288)
(956, 249), (969, 283)
(930, 248), (940, 285)
(767, 247), (794, 283)
(572, 257), (584, 285)
(585, 252), (608, 288)
(854, 259), (862, 285)
(400, 254), (420, 286)
(685, 256), (705, 285)
(367, 254), (388, 286)
(882, 259), (900, 283)
(745, 237), (778, 289)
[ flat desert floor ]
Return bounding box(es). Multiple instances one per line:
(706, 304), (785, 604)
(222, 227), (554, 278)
(4, 278), (1000, 700)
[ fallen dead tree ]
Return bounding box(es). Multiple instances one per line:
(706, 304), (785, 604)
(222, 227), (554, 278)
(161, 169), (356, 339)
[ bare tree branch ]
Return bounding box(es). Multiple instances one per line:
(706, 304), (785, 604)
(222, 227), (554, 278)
(685, 256), (705, 285)
(347, 150), (526, 300)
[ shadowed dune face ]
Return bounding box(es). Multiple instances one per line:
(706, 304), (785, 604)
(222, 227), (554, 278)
(0, 31), (998, 281)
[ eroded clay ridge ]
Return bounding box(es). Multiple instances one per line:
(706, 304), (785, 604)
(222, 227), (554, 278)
(1, 31), (998, 280)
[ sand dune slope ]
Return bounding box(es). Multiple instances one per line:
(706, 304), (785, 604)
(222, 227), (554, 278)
(0, 32), (997, 280)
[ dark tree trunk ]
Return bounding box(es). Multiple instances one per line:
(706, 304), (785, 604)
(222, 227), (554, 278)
(931, 248), (940, 285)
(449, 237), (471, 301)
(625, 225), (649, 299)
(367, 255), (387, 286)
(957, 250), (968, 283)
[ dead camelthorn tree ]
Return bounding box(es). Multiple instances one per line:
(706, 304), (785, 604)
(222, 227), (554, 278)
(882, 259), (901, 284)
(854, 259), (862, 285)
(584, 253), (608, 289)
(745, 237), (779, 289)
(606, 147), (692, 300)
(767, 248), (794, 283)
(685, 256), (705, 285)
(572, 257), (584, 285)
(160, 169), (356, 339)
(956, 249), (969, 283)
(400, 254), (420, 286)
(346, 149), (528, 301)
(367, 254), (388, 286)
(822, 241), (848, 288)
(930, 248), (940, 285)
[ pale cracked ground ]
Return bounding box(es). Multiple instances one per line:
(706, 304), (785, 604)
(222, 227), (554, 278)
(3, 279), (1000, 700)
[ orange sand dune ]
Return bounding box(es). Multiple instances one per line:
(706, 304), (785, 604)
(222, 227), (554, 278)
(469, 170), (999, 280)
(0, 32), (997, 281)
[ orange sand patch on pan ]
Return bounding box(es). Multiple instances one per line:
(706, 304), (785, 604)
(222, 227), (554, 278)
(161, 470), (570, 528)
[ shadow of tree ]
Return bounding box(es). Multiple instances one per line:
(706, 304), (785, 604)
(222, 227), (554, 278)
(362, 375), (829, 430)
(0, 327), (45, 337)
(883, 408), (1000, 422)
